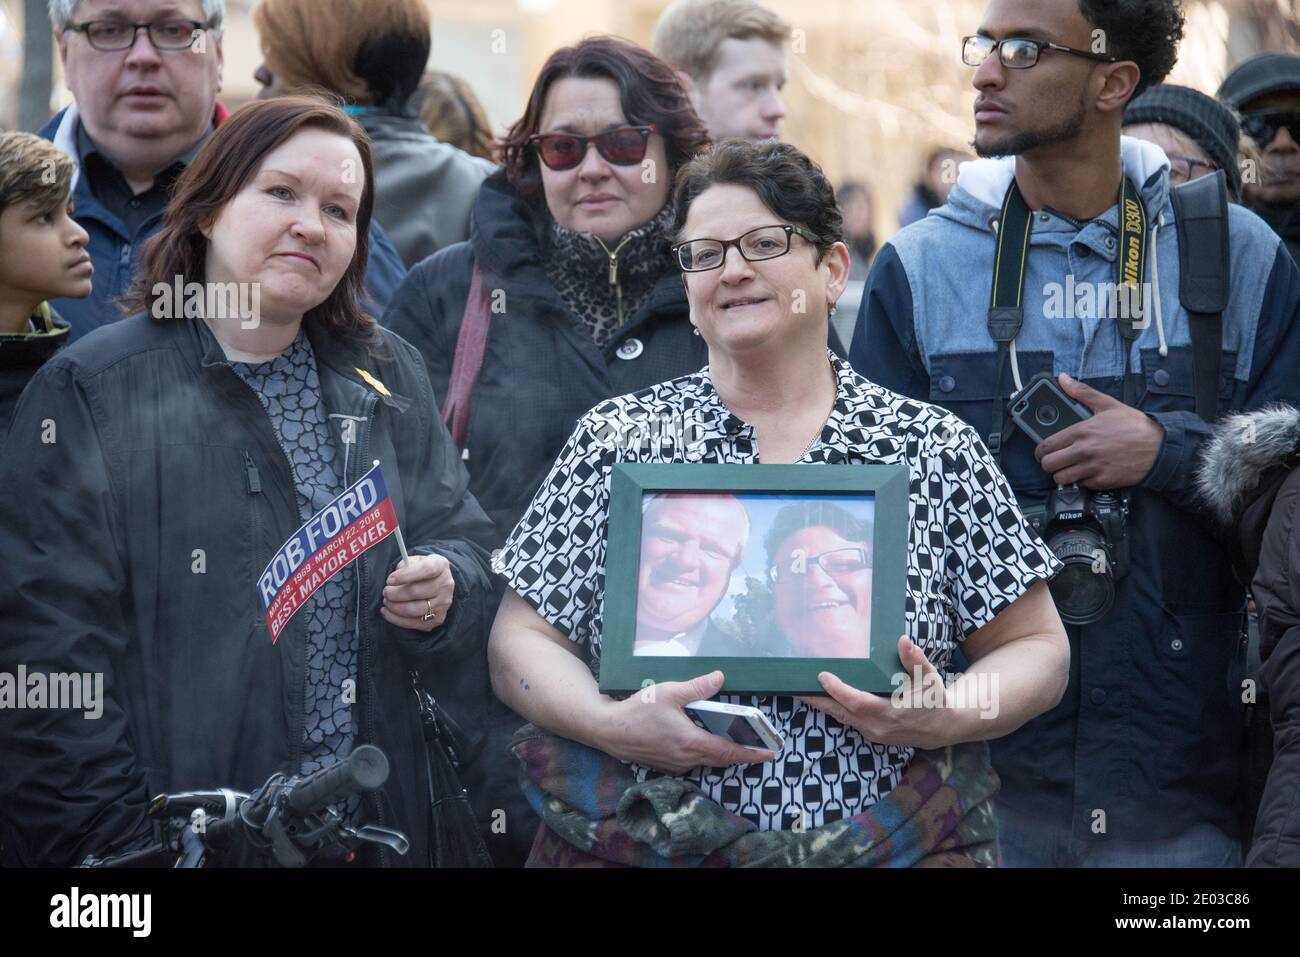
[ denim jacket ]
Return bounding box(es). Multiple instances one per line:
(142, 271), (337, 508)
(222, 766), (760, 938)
(851, 135), (1300, 842)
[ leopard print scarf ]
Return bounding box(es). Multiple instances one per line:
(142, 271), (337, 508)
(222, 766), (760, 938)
(543, 204), (676, 350)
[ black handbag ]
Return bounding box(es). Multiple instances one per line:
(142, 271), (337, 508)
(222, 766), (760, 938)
(411, 671), (493, 868)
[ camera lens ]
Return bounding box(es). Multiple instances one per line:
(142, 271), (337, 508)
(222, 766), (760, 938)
(1046, 530), (1114, 625)
(1035, 405), (1060, 428)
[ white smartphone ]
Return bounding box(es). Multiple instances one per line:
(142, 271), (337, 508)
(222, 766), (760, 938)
(683, 700), (785, 753)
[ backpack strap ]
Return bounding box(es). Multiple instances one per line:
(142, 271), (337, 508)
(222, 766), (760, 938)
(1171, 169), (1230, 422)
(441, 263), (492, 453)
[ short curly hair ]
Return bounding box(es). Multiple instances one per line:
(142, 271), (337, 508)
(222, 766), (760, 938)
(1077, 0), (1185, 100)
(671, 138), (843, 259)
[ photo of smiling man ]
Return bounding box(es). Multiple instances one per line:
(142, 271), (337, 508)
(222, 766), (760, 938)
(767, 501), (873, 659)
(634, 493), (751, 656)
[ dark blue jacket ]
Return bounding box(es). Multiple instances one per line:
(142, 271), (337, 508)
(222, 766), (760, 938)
(850, 137), (1300, 843)
(38, 107), (407, 342)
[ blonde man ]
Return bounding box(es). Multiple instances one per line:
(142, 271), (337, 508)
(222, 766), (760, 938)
(0, 132), (88, 446)
(651, 0), (790, 141)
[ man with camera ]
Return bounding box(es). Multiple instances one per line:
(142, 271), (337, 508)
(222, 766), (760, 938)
(850, 0), (1300, 866)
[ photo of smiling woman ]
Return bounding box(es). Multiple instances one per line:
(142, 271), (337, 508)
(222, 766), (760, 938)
(767, 500), (873, 659)
(0, 96), (496, 867)
(490, 138), (1071, 867)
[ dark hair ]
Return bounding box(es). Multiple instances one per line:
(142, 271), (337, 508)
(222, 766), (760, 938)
(1077, 0), (1185, 100)
(124, 96), (379, 350)
(353, 29), (429, 113)
(672, 139), (843, 257)
(499, 35), (710, 203)
(254, 0), (430, 113)
(764, 501), (873, 569)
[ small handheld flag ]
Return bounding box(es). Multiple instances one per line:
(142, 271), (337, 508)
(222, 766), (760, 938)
(258, 461), (400, 642)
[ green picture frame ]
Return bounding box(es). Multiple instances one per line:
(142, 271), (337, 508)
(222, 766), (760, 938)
(600, 463), (909, 695)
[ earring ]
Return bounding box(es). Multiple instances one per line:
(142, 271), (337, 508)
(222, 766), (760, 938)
(692, 326), (700, 336)
(830, 302), (839, 316)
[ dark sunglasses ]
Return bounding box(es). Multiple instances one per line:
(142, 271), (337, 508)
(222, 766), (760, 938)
(1241, 109), (1300, 147)
(529, 125), (658, 171)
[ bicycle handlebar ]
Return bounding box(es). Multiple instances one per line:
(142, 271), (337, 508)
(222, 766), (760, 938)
(287, 744), (389, 815)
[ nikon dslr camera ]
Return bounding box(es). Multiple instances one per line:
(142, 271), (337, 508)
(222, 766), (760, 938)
(1009, 373), (1131, 625)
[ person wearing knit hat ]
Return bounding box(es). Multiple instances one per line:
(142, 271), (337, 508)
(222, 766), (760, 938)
(1123, 84), (1242, 200)
(1218, 52), (1300, 262)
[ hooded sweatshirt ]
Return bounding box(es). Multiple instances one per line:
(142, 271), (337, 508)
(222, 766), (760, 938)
(851, 135), (1300, 843)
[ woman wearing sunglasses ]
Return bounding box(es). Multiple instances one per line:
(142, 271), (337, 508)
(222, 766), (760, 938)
(489, 139), (1069, 867)
(380, 35), (711, 867)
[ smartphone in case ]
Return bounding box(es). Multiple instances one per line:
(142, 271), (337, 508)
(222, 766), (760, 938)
(1008, 372), (1093, 445)
(684, 700), (785, 752)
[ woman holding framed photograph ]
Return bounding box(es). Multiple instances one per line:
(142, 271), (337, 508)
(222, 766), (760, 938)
(489, 139), (1069, 867)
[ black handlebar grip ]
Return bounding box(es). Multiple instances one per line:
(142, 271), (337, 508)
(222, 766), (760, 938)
(202, 812), (244, 849)
(287, 745), (389, 815)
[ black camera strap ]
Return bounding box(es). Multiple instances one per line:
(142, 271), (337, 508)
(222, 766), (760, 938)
(1170, 170), (1230, 422)
(986, 175), (1149, 464)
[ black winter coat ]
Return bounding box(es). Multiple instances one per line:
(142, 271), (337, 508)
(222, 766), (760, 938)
(381, 170), (709, 541)
(0, 313), (496, 867)
(1200, 405), (1300, 866)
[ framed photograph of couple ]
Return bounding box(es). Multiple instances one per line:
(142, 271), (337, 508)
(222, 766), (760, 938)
(600, 463), (909, 695)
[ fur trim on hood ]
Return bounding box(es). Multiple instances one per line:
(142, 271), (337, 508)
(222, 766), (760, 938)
(1197, 404), (1300, 525)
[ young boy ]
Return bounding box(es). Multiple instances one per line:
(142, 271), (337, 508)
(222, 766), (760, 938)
(0, 131), (90, 447)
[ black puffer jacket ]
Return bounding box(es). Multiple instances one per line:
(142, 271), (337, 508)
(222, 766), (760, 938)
(1199, 404), (1300, 867)
(0, 314), (495, 867)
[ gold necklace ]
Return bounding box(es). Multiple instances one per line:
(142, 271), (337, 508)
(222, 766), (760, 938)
(798, 372), (838, 459)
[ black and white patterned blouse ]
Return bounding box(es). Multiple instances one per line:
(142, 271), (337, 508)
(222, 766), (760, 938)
(231, 331), (359, 779)
(495, 352), (1061, 831)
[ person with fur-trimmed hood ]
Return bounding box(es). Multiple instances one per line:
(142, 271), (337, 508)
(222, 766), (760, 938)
(1198, 405), (1300, 867)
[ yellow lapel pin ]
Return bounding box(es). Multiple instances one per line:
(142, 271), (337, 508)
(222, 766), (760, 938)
(355, 368), (391, 397)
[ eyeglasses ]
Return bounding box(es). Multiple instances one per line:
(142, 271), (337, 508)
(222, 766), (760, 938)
(671, 223), (821, 273)
(528, 125), (658, 171)
(1240, 109), (1300, 147)
(65, 18), (209, 52)
(769, 546), (871, 584)
(961, 34), (1118, 70)
(1165, 153), (1217, 185)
